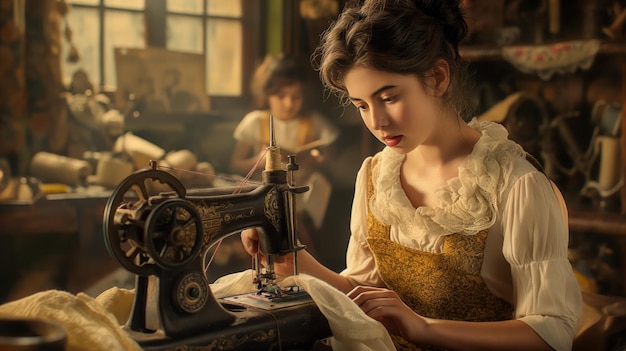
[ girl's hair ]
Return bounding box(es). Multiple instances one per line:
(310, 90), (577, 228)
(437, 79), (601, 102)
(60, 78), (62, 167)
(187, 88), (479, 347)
(251, 54), (307, 109)
(313, 0), (471, 119)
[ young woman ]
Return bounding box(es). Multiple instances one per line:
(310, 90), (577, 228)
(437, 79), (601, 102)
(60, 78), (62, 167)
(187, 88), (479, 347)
(241, 1), (582, 350)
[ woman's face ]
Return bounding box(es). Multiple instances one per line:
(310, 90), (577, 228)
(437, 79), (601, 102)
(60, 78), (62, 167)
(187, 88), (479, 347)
(344, 65), (443, 154)
(268, 82), (304, 121)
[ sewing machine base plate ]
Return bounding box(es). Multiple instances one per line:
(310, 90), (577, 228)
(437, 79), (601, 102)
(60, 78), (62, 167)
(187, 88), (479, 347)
(222, 286), (312, 310)
(132, 292), (331, 351)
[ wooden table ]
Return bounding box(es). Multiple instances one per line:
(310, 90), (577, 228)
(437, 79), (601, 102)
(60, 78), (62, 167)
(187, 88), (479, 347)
(0, 189), (118, 302)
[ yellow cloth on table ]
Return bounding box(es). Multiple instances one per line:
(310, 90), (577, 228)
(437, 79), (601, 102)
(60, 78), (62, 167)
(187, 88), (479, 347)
(0, 289), (141, 351)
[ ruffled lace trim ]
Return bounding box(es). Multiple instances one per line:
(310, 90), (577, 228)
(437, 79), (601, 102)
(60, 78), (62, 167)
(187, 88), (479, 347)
(370, 120), (525, 238)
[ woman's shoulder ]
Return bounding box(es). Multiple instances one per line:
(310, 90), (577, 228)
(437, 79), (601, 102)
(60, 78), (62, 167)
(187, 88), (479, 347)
(468, 120), (531, 176)
(465, 120), (549, 193)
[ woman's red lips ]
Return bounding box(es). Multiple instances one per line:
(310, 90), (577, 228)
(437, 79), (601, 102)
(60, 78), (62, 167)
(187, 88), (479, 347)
(383, 135), (402, 147)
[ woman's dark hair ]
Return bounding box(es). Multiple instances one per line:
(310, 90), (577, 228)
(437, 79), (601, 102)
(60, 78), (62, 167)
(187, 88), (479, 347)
(313, 0), (471, 119)
(251, 54), (307, 109)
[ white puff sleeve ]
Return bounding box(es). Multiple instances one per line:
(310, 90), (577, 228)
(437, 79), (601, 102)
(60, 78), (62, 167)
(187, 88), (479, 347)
(501, 171), (582, 351)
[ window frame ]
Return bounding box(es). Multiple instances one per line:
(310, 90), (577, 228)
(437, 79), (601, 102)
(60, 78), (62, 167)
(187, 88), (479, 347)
(65, 0), (264, 111)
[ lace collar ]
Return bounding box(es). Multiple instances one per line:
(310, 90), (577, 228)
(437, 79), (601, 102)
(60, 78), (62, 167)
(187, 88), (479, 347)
(369, 119), (525, 237)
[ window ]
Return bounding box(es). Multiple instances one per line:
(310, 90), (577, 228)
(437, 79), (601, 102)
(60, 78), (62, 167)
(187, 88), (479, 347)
(61, 0), (262, 108)
(165, 1), (242, 96)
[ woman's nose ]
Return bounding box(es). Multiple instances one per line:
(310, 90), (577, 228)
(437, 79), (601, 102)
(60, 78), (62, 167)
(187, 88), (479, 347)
(368, 107), (388, 130)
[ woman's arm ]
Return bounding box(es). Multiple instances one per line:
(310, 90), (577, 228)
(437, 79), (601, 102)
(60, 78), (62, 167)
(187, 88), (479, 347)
(348, 286), (553, 351)
(502, 171), (582, 351)
(421, 318), (552, 351)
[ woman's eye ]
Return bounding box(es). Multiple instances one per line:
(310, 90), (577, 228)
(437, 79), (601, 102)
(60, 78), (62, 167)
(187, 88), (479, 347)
(381, 95), (396, 103)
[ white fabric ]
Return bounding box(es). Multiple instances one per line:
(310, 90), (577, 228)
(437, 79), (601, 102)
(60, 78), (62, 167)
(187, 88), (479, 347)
(341, 120), (582, 351)
(233, 109), (340, 153)
(213, 270), (396, 351)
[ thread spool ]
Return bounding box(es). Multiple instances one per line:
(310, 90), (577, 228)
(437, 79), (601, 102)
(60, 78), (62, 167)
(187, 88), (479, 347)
(195, 161), (215, 177)
(596, 136), (621, 192)
(113, 132), (165, 169)
(89, 153), (134, 189)
(30, 152), (92, 186)
(161, 149), (198, 183)
(164, 149), (197, 171)
(265, 147), (283, 171)
(188, 161), (216, 187)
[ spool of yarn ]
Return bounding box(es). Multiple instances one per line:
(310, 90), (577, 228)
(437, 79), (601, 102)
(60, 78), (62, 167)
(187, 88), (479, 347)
(113, 132), (165, 169)
(30, 152), (92, 186)
(196, 161), (215, 177)
(90, 153), (135, 189)
(164, 149), (197, 171)
(596, 136), (621, 192)
(187, 161), (216, 188)
(161, 149), (198, 185)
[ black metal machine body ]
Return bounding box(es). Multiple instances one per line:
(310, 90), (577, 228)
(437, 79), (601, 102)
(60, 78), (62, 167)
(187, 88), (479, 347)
(102, 119), (330, 350)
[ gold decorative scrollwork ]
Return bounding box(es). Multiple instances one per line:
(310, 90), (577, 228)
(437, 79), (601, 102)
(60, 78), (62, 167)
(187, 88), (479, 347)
(169, 329), (278, 350)
(264, 189), (281, 232)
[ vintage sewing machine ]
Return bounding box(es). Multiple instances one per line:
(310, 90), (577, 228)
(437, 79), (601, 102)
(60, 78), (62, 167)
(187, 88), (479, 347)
(102, 118), (331, 350)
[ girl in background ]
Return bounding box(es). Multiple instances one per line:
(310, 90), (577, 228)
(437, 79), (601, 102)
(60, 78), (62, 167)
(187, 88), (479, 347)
(231, 54), (340, 253)
(230, 54), (339, 181)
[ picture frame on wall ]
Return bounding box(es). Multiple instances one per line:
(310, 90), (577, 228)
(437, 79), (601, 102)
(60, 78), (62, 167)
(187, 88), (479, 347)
(114, 47), (210, 115)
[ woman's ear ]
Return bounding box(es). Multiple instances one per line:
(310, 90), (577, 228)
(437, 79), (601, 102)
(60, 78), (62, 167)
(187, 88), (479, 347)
(430, 59), (451, 97)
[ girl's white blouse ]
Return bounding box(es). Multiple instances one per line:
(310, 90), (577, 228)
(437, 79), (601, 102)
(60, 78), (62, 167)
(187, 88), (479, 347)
(341, 120), (582, 351)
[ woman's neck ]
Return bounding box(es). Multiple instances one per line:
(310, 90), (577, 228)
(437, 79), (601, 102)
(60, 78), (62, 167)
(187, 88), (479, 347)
(406, 117), (481, 171)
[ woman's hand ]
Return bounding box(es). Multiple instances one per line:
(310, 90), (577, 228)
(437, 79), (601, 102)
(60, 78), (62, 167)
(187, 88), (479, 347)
(240, 228), (296, 277)
(347, 286), (427, 343)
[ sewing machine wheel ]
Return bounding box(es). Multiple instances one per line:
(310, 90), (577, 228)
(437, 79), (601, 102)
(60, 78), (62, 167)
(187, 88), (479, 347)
(144, 198), (203, 270)
(103, 168), (186, 276)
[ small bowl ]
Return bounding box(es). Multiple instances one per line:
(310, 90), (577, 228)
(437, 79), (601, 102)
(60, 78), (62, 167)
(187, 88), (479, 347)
(0, 317), (67, 351)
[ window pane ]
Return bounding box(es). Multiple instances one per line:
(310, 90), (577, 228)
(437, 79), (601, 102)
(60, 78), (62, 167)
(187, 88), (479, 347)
(167, 0), (203, 14)
(61, 7), (100, 88)
(166, 15), (203, 54)
(207, 0), (241, 17)
(104, 10), (145, 88)
(104, 0), (144, 10)
(206, 19), (241, 96)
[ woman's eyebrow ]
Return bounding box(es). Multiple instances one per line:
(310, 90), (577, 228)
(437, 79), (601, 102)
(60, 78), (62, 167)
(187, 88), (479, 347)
(348, 85), (397, 102)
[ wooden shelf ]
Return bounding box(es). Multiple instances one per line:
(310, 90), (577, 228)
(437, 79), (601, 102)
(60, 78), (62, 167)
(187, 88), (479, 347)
(569, 209), (626, 236)
(460, 41), (626, 61)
